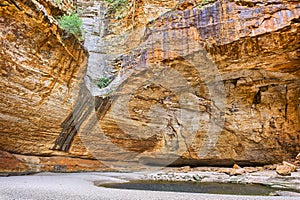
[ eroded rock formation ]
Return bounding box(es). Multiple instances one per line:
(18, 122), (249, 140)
(0, 0), (299, 172)
(0, 0), (106, 172)
(76, 0), (300, 167)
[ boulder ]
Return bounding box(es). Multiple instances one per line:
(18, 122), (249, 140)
(283, 161), (297, 172)
(276, 165), (292, 176)
(276, 161), (297, 176)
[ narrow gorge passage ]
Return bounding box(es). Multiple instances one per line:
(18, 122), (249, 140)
(52, 0), (113, 152)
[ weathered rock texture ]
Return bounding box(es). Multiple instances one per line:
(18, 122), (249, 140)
(0, 0), (299, 172)
(0, 150), (107, 173)
(0, 0), (107, 172)
(76, 0), (300, 167)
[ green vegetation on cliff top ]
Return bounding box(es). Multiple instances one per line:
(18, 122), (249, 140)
(57, 13), (83, 40)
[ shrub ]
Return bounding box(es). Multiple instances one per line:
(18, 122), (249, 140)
(105, 0), (128, 17)
(96, 77), (110, 89)
(105, 0), (127, 9)
(57, 13), (83, 40)
(198, 0), (210, 8)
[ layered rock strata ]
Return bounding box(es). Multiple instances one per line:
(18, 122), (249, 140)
(0, 0), (106, 172)
(0, 0), (299, 172)
(75, 0), (300, 167)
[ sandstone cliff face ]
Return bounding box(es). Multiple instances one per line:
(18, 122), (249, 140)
(76, 0), (300, 168)
(0, 0), (299, 172)
(0, 0), (106, 172)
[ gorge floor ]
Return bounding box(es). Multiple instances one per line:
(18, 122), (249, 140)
(0, 169), (300, 200)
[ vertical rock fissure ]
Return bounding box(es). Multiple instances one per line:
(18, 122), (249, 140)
(53, 85), (112, 151)
(52, 0), (117, 151)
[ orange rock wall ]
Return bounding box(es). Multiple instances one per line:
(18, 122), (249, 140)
(0, 0), (299, 172)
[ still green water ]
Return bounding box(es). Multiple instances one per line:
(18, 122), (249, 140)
(100, 180), (280, 196)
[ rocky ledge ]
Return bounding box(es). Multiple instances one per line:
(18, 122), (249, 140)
(144, 165), (300, 192)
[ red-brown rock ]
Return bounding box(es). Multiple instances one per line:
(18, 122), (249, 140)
(0, 151), (30, 172)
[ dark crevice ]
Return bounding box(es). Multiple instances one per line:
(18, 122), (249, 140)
(234, 0), (285, 8)
(253, 90), (261, 105)
(291, 18), (300, 23)
(8, 0), (23, 11)
(252, 85), (268, 105)
(52, 84), (113, 151)
(284, 85), (288, 120)
(225, 78), (239, 87)
(168, 158), (270, 167)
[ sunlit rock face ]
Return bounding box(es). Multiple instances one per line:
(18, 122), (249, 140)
(77, 0), (300, 167)
(0, 0), (106, 172)
(0, 0), (299, 172)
